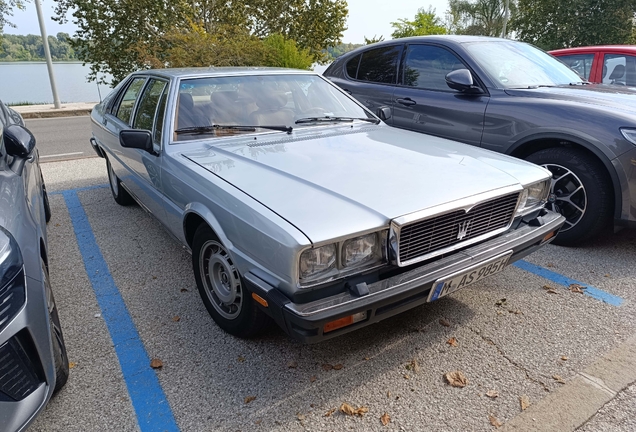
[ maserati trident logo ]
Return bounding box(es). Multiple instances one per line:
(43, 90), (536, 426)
(457, 220), (473, 240)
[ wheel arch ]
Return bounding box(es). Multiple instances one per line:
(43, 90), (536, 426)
(182, 203), (232, 251)
(40, 237), (49, 274)
(508, 134), (622, 220)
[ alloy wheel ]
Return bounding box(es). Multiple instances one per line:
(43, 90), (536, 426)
(541, 163), (587, 232)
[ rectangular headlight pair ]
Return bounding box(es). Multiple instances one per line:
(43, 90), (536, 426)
(299, 231), (386, 285)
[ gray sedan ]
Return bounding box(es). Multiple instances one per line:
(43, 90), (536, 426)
(90, 68), (564, 342)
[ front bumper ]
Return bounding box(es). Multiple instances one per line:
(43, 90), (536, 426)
(247, 210), (565, 344)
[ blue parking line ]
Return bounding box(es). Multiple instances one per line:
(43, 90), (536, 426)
(62, 190), (180, 432)
(50, 184), (108, 195)
(514, 260), (624, 306)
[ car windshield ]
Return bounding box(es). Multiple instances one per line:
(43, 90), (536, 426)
(464, 41), (583, 89)
(173, 74), (375, 141)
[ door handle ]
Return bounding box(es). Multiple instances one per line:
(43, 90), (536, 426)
(396, 98), (416, 106)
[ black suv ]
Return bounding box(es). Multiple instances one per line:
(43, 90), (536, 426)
(324, 36), (636, 245)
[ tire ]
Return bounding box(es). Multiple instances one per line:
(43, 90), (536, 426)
(42, 260), (69, 393)
(526, 147), (613, 246)
(42, 182), (52, 223)
(192, 224), (268, 338)
(106, 157), (134, 206)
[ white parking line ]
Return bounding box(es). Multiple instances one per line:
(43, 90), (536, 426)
(40, 152), (84, 159)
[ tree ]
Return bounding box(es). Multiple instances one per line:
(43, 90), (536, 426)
(446, 0), (517, 37)
(262, 33), (314, 69)
(513, 0), (636, 50)
(390, 7), (447, 39)
(364, 35), (384, 45)
(53, 0), (347, 84)
(0, 0), (26, 35)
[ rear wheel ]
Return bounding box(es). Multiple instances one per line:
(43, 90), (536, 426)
(192, 224), (268, 338)
(526, 147), (613, 246)
(106, 157), (134, 206)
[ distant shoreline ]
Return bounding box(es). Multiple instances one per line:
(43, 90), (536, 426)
(0, 61), (84, 64)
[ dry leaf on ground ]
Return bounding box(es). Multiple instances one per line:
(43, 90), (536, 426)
(180, 288), (188, 292)
(405, 359), (420, 373)
(561, 356), (568, 361)
(380, 412), (391, 426)
(287, 360), (298, 369)
(542, 284), (554, 290)
(569, 283), (586, 293)
(237, 356), (245, 363)
(324, 408), (336, 417)
(310, 375), (317, 383)
(546, 289), (558, 294)
(244, 395), (256, 404)
(322, 363), (334, 371)
(444, 370), (468, 387)
(508, 309), (522, 314)
(68, 362), (77, 369)
(546, 263), (555, 268)
(387, 391), (391, 398)
(552, 375), (566, 384)
(333, 363), (344, 370)
(439, 318), (451, 327)
(520, 395), (531, 411)
(495, 298), (507, 306)
(296, 413), (305, 421)
(340, 403), (369, 416)
(486, 390), (499, 398)
(150, 358), (163, 369)
(489, 414), (503, 428)
(171, 316), (180, 322)
(447, 337), (458, 347)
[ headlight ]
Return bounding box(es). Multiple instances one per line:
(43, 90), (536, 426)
(517, 179), (550, 215)
(299, 244), (336, 282)
(342, 233), (381, 268)
(0, 227), (26, 333)
(620, 128), (636, 145)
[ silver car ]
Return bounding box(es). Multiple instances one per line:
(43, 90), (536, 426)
(89, 68), (565, 343)
(0, 100), (69, 431)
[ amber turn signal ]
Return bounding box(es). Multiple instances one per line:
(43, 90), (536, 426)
(251, 293), (268, 307)
(323, 311), (367, 333)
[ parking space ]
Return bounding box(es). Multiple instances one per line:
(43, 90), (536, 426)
(31, 158), (635, 431)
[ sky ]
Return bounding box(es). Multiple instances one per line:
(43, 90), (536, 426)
(4, 0), (451, 44)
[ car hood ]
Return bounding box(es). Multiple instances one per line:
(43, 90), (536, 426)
(182, 125), (547, 243)
(505, 84), (636, 115)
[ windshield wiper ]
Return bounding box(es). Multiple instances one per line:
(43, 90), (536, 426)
(569, 81), (590, 86)
(295, 116), (380, 125)
(175, 124), (292, 135)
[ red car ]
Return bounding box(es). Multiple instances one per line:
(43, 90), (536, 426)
(550, 45), (636, 86)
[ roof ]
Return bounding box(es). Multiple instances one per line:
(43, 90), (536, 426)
(129, 67), (317, 79)
(550, 45), (636, 55)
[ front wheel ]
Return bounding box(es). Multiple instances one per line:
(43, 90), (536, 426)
(106, 157), (134, 206)
(526, 147), (613, 246)
(192, 224), (268, 338)
(42, 260), (69, 393)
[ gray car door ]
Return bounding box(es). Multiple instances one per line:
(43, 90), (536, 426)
(391, 44), (489, 147)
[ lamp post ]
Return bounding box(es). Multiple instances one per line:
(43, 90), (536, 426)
(34, 0), (61, 108)
(501, 0), (510, 38)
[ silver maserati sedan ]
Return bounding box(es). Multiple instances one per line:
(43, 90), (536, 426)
(89, 68), (564, 343)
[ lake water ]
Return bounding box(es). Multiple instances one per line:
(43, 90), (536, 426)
(0, 62), (114, 105)
(0, 62), (330, 105)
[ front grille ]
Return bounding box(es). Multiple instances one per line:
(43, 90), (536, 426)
(0, 270), (26, 333)
(398, 192), (519, 264)
(0, 338), (41, 401)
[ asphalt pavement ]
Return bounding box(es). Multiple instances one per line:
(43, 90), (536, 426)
(26, 116), (95, 162)
(21, 113), (636, 431)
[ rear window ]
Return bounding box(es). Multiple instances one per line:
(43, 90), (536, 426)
(346, 54), (361, 78)
(357, 46), (401, 84)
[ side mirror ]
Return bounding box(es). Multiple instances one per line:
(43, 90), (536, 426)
(445, 69), (483, 94)
(376, 106), (392, 121)
(4, 124), (36, 158)
(119, 130), (154, 153)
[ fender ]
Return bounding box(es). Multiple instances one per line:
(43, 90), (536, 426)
(182, 202), (233, 252)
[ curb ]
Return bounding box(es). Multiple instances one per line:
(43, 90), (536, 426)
(20, 109), (93, 119)
(501, 337), (636, 431)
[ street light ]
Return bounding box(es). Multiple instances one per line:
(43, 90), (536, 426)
(34, 0), (61, 108)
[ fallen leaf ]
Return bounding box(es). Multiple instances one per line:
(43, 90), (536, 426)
(444, 370), (468, 388)
(561, 356), (568, 361)
(380, 412), (391, 426)
(546, 263), (555, 268)
(55, 223), (60, 227)
(542, 284), (554, 290)
(363, 357), (370, 361)
(321, 363), (334, 371)
(171, 316), (180, 322)
(605, 274), (610, 278)
(340, 403), (368, 416)
(152, 275), (157, 279)
(508, 309), (522, 315)
(150, 358), (163, 369)
(546, 289), (559, 295)
(405, 358), (420, 373)
(447, 337), (458, 347)
(324, 408), (336, 417)
(486, 390), (499, 398)
(296, 413), (305, 421)
(310, 375), (317, 383)
(569, 283), (586, 292)
(238, 356), (245, 363)
(520, 395), (531, 411)
(495, 298), (507, 306)
(489, 414), (503, 428)
(254, 419), (262, 425)
(552, 375), (566, 384)
(333, 363), (344, 370)
(244, 395), (256, 404)
(439, 318), (451, 327)
(68, 362), (77, 369)
(386, 391), (391, 398)
(403, 374), (410, 379)
(288, 360), (298, 369)
(180, 288), (188, 292)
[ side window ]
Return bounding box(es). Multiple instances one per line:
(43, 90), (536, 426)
(153, 86), (169, 145)
(115, 77), (146, 125)
(346, 54), (361, 79)
(603, 54), (636, 86)
(557, 54), (594, 80)
(132, 79), (168, 133)
(403, 45), (465, 91)
(357, 46), (401, 84)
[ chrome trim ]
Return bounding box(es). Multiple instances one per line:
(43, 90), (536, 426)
(285, 211), (564, 318)
(390, 186), (523, 267)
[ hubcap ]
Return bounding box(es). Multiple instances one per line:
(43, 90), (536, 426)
(199, 240), (242, 320)
(541, 163), (587, 232)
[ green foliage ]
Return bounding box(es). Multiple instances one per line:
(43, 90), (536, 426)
(324, 42), (363, 60)
(0, 33), (77, 61)
(0, 0), (26, 33)
(364, 35), (385, 45)
(390, 7), (447, 39)
(262, 33), (313, 69)
(53, 0), (348, 84)
(446, 0), (517, 37)
(513, 0), (636, 50)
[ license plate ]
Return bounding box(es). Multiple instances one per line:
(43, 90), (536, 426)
(427, 252), (512, 302)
